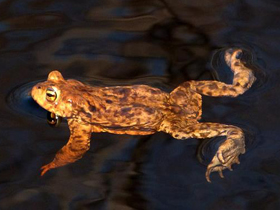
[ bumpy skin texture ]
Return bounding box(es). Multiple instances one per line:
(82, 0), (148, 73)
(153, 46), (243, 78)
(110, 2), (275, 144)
(31, 49), (256, 182)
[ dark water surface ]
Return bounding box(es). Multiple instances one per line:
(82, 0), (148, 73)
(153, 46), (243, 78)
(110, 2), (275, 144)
(0, 0), (279, 209)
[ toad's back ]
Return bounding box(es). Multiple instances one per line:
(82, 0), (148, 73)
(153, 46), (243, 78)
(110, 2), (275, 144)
(79, 84), (172, 133)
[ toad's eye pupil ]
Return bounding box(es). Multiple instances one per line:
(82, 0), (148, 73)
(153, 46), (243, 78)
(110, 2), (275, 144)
(46, 88), (57, 102)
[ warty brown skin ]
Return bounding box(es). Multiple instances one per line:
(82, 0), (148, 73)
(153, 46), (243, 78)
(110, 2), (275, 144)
(31, 48), (256, 182)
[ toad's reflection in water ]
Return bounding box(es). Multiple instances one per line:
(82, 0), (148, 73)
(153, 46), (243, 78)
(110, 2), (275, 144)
(31, 48), (256, 182)
(47, 112), (62, 127)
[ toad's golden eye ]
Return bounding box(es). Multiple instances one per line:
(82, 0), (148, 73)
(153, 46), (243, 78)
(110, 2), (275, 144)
(46, 87), (57, 102)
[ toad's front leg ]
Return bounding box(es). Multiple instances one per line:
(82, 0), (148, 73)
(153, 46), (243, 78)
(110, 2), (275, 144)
(41, 119), (91, 176)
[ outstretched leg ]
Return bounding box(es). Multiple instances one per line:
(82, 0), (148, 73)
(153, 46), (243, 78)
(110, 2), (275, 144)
(41, 119), (91, 176)
(159, 121), (245, 182)
(185, 48), (256, 97)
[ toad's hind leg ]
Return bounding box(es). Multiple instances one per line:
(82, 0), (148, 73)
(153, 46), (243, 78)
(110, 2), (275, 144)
(159, 121), (245, 182)
(186, 48), (256, 97)
(169, 85), (202, 120)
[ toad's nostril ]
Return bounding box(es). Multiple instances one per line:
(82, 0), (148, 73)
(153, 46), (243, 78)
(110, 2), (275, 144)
(37, 86), (41, 89)
(235, 51), (243, 59)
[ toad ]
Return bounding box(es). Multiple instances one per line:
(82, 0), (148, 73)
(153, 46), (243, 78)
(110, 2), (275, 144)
(31, 48), (256, 182)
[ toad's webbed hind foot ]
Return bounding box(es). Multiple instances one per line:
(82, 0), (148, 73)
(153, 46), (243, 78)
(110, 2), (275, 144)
(225, 48), (256, 89)
(184, 48), (256, 98)
(205, 131), (245, 182)
(160, 121), (246, 182)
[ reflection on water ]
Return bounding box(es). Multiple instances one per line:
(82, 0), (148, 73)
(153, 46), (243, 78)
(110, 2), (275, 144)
(0, 0), (278, 209)
(47, 112), (62, 127)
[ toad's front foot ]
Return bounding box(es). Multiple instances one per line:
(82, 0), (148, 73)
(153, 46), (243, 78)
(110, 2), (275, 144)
(205, 137), (245, 182)
(41, 162), (56, 176)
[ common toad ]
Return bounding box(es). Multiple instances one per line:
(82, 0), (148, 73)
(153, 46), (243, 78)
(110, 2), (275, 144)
(31, 48), (256, 182)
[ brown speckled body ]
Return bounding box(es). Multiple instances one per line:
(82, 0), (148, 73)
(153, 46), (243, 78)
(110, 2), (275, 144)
(31, 49), (256, 182)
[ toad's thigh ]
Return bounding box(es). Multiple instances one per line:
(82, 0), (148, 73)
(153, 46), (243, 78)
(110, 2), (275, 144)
(169, 83), (202, 120)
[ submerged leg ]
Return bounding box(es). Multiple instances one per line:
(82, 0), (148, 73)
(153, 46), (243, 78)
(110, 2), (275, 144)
(159, 121), (245, 182)
(41, 119), (91, 176)
(184, 48), (256, 97)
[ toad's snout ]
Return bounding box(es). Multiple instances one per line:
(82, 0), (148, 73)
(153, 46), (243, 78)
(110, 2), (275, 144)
(31, 84), (42, 101)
